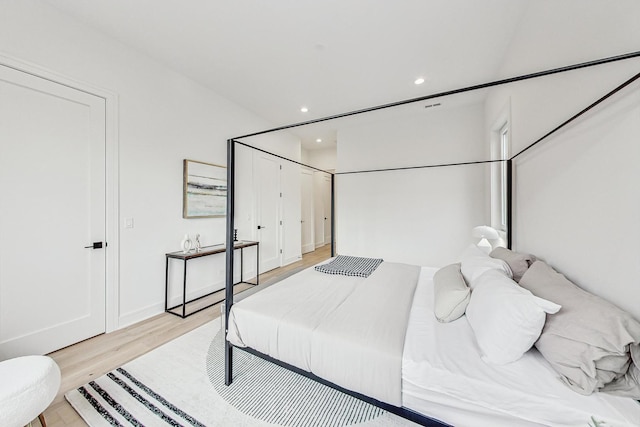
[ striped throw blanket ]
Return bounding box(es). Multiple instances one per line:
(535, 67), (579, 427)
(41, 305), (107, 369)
(315, 255), (383, 278)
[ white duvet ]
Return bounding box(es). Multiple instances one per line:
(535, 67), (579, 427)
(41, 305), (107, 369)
(227, 260), (420, 406)
(402, 267), (640, 427)
(226, 264), (365, 371)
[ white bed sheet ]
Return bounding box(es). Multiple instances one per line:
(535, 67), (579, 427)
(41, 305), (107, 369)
(402, 267), (640, 427)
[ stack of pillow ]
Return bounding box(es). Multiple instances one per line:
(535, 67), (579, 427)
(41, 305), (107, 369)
(432, 244), (640, 398)
(518, 261), (640, 398)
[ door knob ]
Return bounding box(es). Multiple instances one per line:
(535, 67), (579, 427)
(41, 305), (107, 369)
(84, 242), (106, 249)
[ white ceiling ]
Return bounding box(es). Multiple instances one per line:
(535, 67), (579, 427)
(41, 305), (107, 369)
(42, 0), (531, 149)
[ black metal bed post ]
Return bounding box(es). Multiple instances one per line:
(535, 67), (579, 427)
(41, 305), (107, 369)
(330, 173), (335, 257)
(506, 159), (513, 250)
(224, 139), (235, 386)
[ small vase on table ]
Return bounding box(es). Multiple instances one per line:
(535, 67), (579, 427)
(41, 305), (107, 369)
(181, 234), (193, 254)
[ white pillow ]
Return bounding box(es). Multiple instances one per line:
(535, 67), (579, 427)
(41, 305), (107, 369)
(460, 244), (512, 286)
(465, 269), (561, 365)
(433, 263), (470, 323)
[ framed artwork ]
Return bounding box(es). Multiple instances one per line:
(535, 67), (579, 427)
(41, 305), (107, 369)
(183, 159), (227, 218)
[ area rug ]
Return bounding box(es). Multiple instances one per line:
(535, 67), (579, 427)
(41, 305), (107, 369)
(66, 319), (419, 426)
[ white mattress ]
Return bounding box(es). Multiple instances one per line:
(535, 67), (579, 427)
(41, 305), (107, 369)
(402, 267), (640, 427)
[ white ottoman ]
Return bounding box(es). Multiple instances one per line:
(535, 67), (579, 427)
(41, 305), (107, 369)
(0, 355), (61, 427)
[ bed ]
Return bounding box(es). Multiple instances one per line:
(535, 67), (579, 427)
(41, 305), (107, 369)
(222, 51), (640, 426)
(226, 254), (640, 426)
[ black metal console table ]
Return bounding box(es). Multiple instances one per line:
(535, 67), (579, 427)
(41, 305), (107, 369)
(165, 240), (259, 318)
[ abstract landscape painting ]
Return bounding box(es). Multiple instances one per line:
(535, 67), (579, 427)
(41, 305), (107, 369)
(183, 159), (226, 218)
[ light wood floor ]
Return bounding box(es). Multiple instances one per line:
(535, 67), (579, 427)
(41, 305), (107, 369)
(41, 245), (331, 427)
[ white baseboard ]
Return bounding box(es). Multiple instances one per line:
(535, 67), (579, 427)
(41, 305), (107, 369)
(118, 303), (164, 330)
(282, 255), (302, 267)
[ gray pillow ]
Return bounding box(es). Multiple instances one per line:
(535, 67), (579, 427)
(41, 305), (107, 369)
(519, 261), (640, 397)
(489, 247), (536, 282)
(433, 263), (470, 323)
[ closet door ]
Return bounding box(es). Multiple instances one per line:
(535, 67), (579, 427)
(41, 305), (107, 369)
(255, 153), (281, 273)
(313, 172), (325, 248)
(322, 174), (332, 245)
(0, 64), (107, 358)
(300, 170), (315, 254)
(281, 162), (301, 265)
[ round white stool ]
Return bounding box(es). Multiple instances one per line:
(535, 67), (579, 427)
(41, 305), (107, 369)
(0, 355), (61, 427)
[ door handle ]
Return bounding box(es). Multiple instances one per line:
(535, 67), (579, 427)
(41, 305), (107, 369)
(257, 225), (266, 230)
(85, 242), (106, 249)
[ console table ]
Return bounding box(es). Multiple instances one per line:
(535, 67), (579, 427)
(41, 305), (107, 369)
(165, 240), (259, 318)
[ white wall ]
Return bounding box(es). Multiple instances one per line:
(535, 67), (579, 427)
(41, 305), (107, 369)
(515, 85), (640, 320)
(337, 103), (487, 266)
(0, 0), (299, 328)
(303, 147), (337, 171)
(487, 0), (640, 320)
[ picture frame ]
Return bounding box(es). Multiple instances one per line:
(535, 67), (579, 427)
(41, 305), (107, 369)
(183, 159), (227, 218)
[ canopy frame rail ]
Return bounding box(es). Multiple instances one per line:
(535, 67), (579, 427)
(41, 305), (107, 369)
(232, 50), (640, 141)
(505, 70), (640, 249)
(511, 70), (640, 161)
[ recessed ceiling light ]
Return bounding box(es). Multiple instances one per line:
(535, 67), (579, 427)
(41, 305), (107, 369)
(414, 77), (425, 85)
(316, 138), (322, 143)
(300, 106), (309, 113)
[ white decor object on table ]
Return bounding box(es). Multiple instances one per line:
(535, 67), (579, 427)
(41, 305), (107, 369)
(181, 234), (193, 254)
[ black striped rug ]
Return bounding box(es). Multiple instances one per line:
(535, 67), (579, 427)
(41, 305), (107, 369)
(74, 367), (207, 427)
(66, 321), (416, 427)
(206, 329), (384, 426)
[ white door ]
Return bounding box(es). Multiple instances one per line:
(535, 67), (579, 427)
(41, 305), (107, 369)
(313, 172), (325, 248)
(0, 64), (106, 358)
(323, 175), (332, 244)
(280, 162), (301, 265)
(255, 153), (281, 273)
(300, 170), (314, 254)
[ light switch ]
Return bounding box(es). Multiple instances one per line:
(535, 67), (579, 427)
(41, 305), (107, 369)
(124, 218), (134, 229)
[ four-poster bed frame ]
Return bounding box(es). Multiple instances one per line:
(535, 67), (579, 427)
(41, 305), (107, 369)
(223, 50), (640, 426)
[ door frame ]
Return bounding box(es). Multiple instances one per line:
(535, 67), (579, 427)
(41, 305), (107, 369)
(0, 53), (120, 333)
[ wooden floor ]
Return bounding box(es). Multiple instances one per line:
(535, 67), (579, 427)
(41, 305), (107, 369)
(41, 245), (331, 427)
